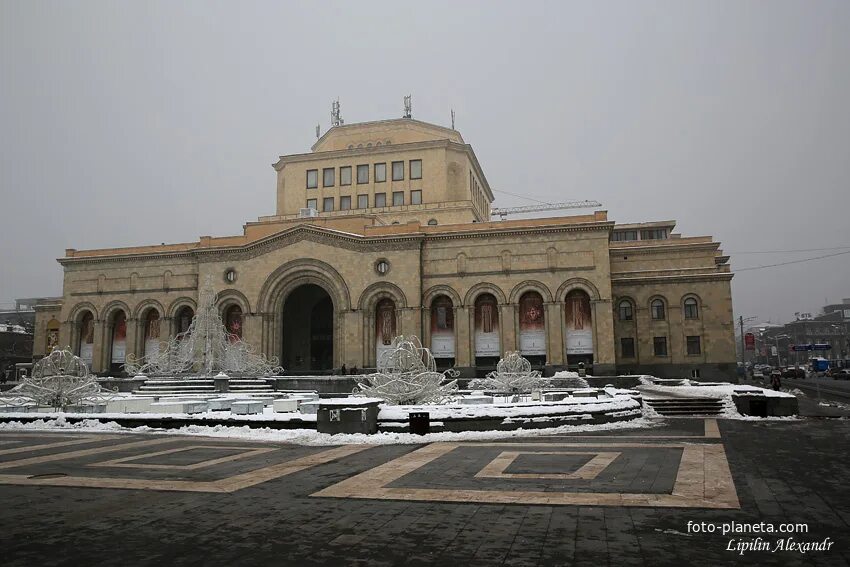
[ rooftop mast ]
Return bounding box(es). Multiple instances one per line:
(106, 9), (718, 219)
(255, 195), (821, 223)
(331, 98), (343, 127)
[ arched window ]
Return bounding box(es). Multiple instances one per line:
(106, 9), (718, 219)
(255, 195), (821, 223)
(175, 306), (194, 336)
(46, 319), (60, 352)
(684, 297), (699, 319)
(518, 291), (545, 356)
(651, 299), (666, 321)
(143, 309), (161, 356)
(618, 300), (633, 321)
(430, 295), (455, 359)
(110, 310), (127, 367)
(77, 311), (94, 363)
(474, 293), (500, 357)
(224, 305), (243, 342)
(427, 219), (438, 226)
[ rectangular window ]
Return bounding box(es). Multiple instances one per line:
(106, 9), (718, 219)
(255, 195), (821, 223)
(374, 193), (386, 208)
(375, 163), (386, 183)
(392, 161), (404, 181)
(357, 194), (368, 209)
(640, 228), (668, 240)
(621, 338), (635, 358)
(612, 230), (638, 242)
(687, 336), (702, 355)
(323, 168), (335, 187)
(340, 166), (351, 186)
(410, 159), (422, 180)
(357, 164), (369, 184)
(306, 198), (317, 210)
(411, 190), (422, 205)
(392, 191), (404, 206)
(340, 195), (351, 210)
(322, 197), (334, 212)
(653, 336), (668, 357)
(306, 169), (318, 189)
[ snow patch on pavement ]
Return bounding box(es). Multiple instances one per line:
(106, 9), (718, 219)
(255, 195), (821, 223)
(0, 416), (663, 445)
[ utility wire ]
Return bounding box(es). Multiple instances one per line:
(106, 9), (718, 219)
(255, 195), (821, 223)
(491, 188), (553, 206)
(730, 245), (850, 254)
(735, 250), (850, 272)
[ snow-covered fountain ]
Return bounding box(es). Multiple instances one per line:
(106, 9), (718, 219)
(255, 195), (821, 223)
(352, 338), (643, 433)
(468, 351), (551, 394)
(354, 335), (458, 404)
(2, 348), (115, 412)
(124, 277), (282, 378)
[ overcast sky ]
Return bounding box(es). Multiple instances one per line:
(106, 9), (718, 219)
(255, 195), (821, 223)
(1, 0), (848, 327)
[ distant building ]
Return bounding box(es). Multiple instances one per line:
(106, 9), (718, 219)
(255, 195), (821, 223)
(759, 298), (850, 366)
(0, 298), (60, 381)
(33, 117), (736, 379)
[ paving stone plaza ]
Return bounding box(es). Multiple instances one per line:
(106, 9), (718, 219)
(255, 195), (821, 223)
(2, 418), (848, 566)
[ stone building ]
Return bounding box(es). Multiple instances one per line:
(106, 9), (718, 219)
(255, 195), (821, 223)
(33, 118), (736, 379)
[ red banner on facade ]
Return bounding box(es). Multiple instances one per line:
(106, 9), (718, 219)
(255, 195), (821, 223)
(744, 333), (755, 351)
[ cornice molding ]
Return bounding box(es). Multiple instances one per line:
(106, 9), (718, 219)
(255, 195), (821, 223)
(609, 241), (720, 255)
(274, 139), (456, 169)
(57, 221), (614, 267)
(611, 273), (734, 285)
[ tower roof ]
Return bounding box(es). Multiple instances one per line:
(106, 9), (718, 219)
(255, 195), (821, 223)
(311, 118), (464, 153)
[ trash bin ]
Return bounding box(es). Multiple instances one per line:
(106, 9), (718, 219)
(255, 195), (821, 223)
(578, 362), (586, 378)
(748, 398), (768, 417)
(317, 400), (380, 434)
(409, 412), (430, 435)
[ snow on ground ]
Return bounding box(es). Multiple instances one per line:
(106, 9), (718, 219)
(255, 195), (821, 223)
(637, 381), (796, 399)
(378, 395), (638, 421)
(551, 370), (580, 378)
(0, 415), (663, 446)
(0, 408), (317, 422)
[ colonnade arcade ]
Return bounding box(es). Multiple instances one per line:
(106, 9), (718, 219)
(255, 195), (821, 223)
(60, 268), (609, 374)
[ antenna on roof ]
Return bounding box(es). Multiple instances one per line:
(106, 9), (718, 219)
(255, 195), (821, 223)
(331, 98), (343, 127)
(403, 95), (412, 119)
(315, 124), (321, 138)
(451, 109), (455, 130)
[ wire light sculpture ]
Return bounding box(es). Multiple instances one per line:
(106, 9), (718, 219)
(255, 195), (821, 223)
(124, 277), (283, 377)
(9, 348), (114, 410)
(355, 335), (458, 405)
(468, 351), (551, 393)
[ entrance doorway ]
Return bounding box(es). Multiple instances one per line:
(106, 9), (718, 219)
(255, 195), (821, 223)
(282, 284), (334, 373)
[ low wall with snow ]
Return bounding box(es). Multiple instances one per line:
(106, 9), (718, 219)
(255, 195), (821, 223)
(377, 396), (642, 433)
(269, 376), (358, 394)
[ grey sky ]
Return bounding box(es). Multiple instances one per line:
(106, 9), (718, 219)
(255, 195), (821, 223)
(1, 0), (848, 326)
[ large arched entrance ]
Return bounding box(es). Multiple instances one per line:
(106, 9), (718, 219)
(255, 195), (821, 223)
(281, 284), (334, 373)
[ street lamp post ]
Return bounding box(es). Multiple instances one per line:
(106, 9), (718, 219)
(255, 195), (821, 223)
(774, 334), (790, 369)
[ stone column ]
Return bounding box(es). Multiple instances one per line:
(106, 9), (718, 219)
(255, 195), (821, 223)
(456, 306), (471, 367)
(91, 319), (106, 374)
(60, 321), (73, 353)
(592, 299), (616, 374)
(501, 304), (516, 353)
(125, 317), (139, 365)
(341, 310), (363, 368)
(241, 313), (260, 349)
(546, 302), (564, 366)
(422, 306), (432, 351)
(363, 310), (373, 368)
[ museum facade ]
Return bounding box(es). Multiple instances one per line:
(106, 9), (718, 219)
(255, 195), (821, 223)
(33, 118), (736, 379)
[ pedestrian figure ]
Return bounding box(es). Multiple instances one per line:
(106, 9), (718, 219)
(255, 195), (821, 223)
(340, 363), (347, 375)
(351, 365), (358, 375)
(770, 372), (781, 391)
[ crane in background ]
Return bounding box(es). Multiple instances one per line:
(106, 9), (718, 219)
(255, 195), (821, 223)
(490, 199), (602, 220)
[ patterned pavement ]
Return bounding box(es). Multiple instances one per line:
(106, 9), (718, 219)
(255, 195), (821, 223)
(1, 418), (848, 566)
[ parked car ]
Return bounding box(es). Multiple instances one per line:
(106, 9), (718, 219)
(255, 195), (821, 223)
(829, 368), (850, 380)
(781, 367), (806, 379)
